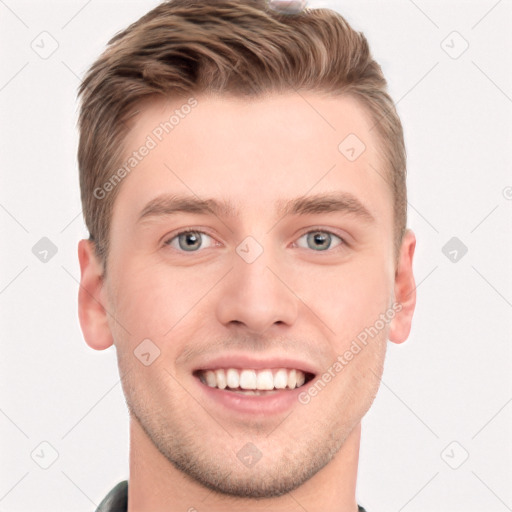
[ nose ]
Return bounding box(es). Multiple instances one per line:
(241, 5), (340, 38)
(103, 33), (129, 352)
(215, 245), (299, 335)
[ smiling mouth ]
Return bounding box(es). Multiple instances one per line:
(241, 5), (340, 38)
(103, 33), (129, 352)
(193, 368), (315, 394)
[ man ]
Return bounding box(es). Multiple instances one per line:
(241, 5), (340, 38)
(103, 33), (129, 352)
(76, 0), (416, 510)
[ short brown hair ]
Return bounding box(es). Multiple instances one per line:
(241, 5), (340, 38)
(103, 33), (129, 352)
(77, 0), (407, 271)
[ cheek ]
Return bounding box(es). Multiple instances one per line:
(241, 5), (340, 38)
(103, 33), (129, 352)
(108, 261), (200, 341)
(107, 256), (228, 353)
(298, 256), (393, 335)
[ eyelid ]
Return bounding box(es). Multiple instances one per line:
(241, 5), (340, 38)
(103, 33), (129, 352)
(163, 227), (220, 248)
(293, 226), (350, 246)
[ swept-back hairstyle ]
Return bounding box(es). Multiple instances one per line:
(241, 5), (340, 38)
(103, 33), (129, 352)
(78, 0), (406, 270)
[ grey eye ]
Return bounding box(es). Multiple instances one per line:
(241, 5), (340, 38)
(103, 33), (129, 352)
(296, 231), (343, 251)
(165, 231), (214, 252)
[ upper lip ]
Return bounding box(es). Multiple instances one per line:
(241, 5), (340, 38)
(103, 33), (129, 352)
(192, 354), (318, 376)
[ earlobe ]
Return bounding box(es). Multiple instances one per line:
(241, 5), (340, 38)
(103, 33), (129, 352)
(77, 239), (114, 350)
(388, 229), (417, 344)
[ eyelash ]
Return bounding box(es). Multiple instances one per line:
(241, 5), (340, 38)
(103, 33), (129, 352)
(163, 227), (348, 254)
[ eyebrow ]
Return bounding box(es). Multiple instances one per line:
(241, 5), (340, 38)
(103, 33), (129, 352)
(137, 192), (375, 223)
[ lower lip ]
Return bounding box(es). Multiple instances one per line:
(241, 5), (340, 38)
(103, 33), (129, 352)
(194, 377), (308, 416)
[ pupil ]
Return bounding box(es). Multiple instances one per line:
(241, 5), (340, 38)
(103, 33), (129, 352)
(310, 232), (329, 250)
(180, 232), (201, 250)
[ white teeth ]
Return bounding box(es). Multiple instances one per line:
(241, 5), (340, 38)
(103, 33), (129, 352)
(257, 369), (274, 390)
(204, 370), (216, 387)
(198, 368), (308, 391)
(226, 368), (240, 388)
(273, 368), (288, 389)
(215, 369), (227, 389)
(287, 369), (297, 389)
(239, 369), (257, 390)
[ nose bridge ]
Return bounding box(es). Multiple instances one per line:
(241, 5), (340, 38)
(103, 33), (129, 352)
(216, 237), (298, 333)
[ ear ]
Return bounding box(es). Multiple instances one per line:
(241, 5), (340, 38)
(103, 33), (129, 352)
(388, 229), (416, 344)
(77, 239), (114, 350)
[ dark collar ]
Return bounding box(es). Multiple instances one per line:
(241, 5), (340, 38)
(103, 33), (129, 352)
(95, 480), (368, 512)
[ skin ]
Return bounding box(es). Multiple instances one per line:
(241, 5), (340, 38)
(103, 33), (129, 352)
(78, 92), (416, 512)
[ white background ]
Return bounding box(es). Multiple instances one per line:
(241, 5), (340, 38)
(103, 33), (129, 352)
(1, 0), (511, 510)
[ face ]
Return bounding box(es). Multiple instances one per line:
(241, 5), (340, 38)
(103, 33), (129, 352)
(79, 92), (416, 498)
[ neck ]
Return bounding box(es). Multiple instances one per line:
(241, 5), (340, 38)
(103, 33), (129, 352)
(127, 418), (361, 512)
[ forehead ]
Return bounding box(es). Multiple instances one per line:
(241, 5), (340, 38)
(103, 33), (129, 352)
(113, 91), (391, 227)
